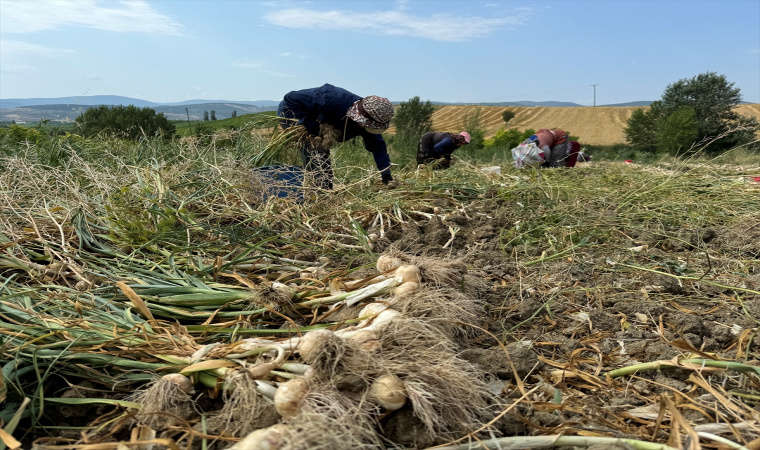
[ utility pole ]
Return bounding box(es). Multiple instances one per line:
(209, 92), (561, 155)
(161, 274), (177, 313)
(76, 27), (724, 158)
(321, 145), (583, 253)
(590, 84), (599, 108)
(185, 107), (193, 134)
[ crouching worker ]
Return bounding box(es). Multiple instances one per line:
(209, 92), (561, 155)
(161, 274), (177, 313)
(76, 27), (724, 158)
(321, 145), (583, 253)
(564, 141), (582, 167)
(416, 131), (471, 169)
(277, 84), (395, 190)
(545, 140), (590, 168)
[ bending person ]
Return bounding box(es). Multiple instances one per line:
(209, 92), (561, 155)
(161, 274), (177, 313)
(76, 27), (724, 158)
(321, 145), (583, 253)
(277, 84), (395, 189)
(416, 131), (471, 169)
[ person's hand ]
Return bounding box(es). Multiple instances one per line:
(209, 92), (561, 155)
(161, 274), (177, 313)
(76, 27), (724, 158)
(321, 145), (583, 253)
(307, 135), (324, 148)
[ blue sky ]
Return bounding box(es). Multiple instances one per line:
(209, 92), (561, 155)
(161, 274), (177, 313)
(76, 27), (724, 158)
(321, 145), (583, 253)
(1, 0), (758, 105)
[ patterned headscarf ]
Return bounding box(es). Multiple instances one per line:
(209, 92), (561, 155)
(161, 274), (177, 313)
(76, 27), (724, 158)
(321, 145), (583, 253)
(347, 95), (394, 129)
(450, 133), (468, 145)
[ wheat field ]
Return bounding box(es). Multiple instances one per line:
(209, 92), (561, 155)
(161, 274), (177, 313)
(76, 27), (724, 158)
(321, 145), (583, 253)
(388, 104), (760, 145)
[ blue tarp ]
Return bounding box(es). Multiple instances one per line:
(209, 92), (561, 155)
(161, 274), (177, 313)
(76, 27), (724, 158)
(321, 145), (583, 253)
(251, 165), (304, 203)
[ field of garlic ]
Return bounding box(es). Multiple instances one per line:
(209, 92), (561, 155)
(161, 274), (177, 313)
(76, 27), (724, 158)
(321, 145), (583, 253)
(1, 132), (759, 450)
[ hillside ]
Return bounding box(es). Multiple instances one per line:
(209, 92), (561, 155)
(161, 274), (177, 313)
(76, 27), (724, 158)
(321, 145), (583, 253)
(0, 102), (277, 123)
(0, 96), (281, 109)
(388, 104), (760, 146)
(174, 110), (277, 136)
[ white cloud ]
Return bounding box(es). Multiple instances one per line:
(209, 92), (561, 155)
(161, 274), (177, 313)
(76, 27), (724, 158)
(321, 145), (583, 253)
(749, 48), (760, 55)
(485, 3), (498, 7)
(279, 52), (292, 57)
(0, 39), (76, 56)
(396, 0), (410, 10)
(0, 40), (75, 74)
(85, 75), (103, 81)
(263, 7), (530, 42)
(0, 0), (182, 35)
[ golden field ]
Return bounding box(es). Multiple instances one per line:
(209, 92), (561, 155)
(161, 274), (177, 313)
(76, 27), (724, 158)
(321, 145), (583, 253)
(388, 104), (760, 146)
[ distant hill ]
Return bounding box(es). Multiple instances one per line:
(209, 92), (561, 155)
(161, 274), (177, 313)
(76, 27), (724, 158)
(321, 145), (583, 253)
(163, 99), (281, 107)
(0, 96), (160, 109)
(0, 102), (277, 123)
(601, 101), (653, 107)
(153, 103), (277, 120)
(0, 95), (279, 112)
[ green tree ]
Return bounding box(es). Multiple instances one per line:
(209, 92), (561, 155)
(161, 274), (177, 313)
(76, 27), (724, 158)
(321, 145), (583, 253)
(460, 107), (485, 149)
(624, 101), (664, 152)
(0, 124), (44, 145)
(483, 128), (535, 149)
(501, 110), (515, 124)
(660, 72), (753, 152)
(203, 111), (209, 121)
(655, 106), (698, 153)
(210, 110), (217, 121)
(231, 110), (237, 118)
(74, 105), (175, 140)
(392, 96), (435, 141)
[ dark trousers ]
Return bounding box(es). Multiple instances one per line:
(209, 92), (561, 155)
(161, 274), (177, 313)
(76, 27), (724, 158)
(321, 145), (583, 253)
(416, 140), (451, 170)
(300, 143), (333, 190)
(542, 142), (568, 168)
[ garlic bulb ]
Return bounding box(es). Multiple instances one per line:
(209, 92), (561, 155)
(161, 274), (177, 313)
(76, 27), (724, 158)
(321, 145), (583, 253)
(162, 373), (194, 394)
(393, 281), (419, 298)
(394, 265), (421, 284)
(359, 302), (389, 317)
(367, 375), (407, 410)
(357, 303), (401, 330)
(377, 255), (404, 272)
(297, 329), (335, 360)
(229, 424), (288, 450)
(348, 329), (381, 352)
(367, 309), (401, 331)
(274, 378), (310, 420)
(270, 282), (294, 302)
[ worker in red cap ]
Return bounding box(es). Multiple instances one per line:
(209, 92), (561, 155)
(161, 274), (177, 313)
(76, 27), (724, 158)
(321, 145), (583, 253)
(277, 84), (395, 189)
(416, 131), (471, 169)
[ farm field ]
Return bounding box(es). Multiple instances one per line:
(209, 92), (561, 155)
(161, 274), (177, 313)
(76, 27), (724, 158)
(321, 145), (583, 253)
(385, 104), (760, 146)
(0, 130), (759, 450)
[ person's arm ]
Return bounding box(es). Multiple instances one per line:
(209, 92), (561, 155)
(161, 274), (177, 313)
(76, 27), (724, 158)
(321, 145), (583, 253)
(433, 137), (454, 155)
(363, 133), (393, 183)
(281, 90), (321, 135)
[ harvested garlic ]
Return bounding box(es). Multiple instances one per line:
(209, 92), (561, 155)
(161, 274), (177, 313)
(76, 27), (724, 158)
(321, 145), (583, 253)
(377, 255), (404, 272)
(368, 375), (407, 410)
(274, 378), (310, 420)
